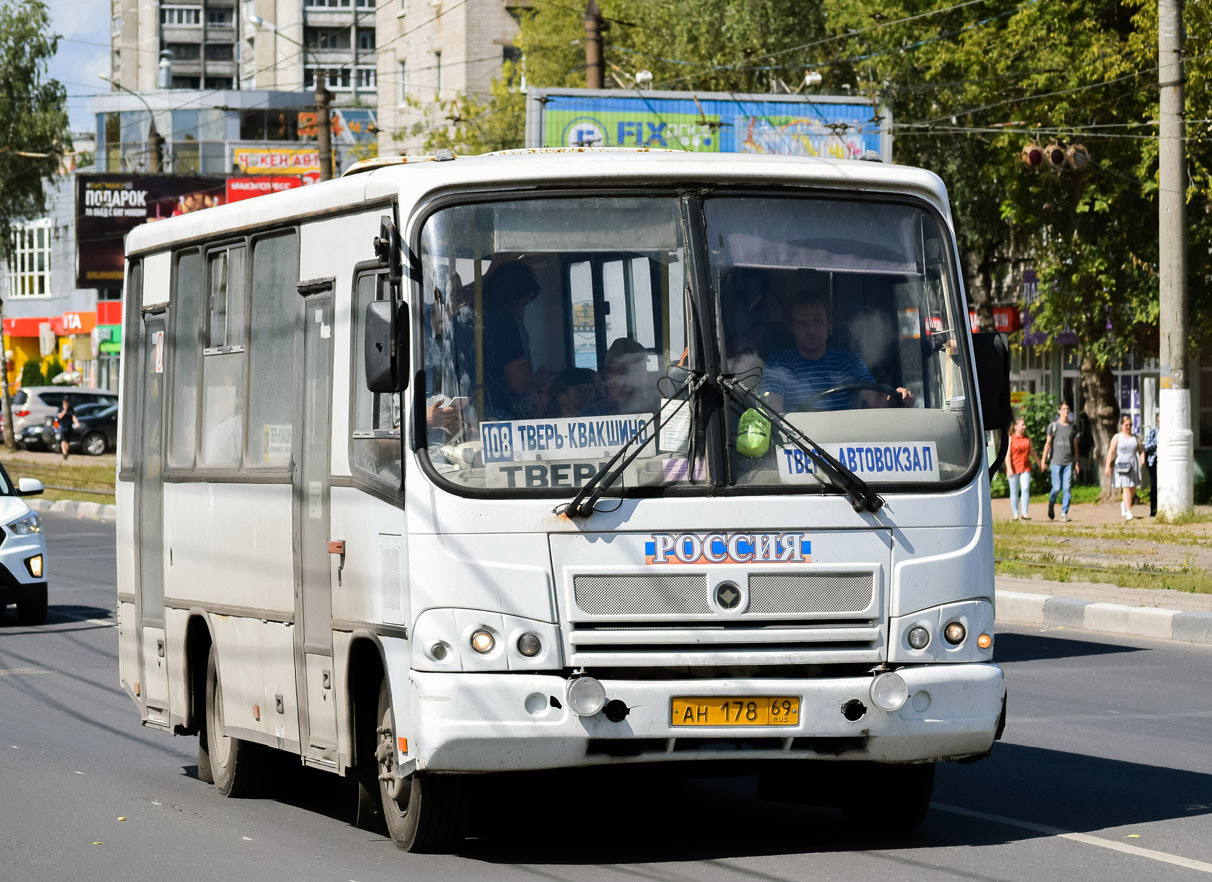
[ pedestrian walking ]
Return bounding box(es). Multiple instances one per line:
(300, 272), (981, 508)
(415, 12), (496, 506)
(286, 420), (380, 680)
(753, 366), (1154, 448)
(1005, 417), (1042, 520)
(56, 396), (77, 461)
(1144, 414), (1159, 517)
(1042, 401), (1080, 522)
(1104, 414), (1145, 521)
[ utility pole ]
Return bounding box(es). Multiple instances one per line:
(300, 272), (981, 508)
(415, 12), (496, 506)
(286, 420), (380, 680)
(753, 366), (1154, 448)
(1158, 0), (1193, 517)
(584, 0), (603, 90)
(316, 70), (333, 181)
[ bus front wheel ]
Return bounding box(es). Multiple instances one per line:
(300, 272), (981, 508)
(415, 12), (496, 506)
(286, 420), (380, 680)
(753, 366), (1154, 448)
(375, 679), (465, 852)
(202, 646), (261, 797)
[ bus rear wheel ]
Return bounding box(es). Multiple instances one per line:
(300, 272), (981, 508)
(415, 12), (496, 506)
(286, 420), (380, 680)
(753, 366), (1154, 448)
(203, 646), (262, 797)
(375, 679), (465, 852)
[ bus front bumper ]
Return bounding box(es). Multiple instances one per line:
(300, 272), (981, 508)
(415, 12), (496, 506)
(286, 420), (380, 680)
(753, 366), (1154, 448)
(407, 663), (1005, 773)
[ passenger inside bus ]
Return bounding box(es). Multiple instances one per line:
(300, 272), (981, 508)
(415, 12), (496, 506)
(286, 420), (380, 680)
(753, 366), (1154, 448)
(761, 283), (914, 412)
(481, 262), (552, 420)
(580, 337), (660, 416)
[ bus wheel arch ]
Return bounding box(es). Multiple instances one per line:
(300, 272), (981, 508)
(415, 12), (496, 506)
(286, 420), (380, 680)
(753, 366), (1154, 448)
(348, 634), (388, 834)
(184, 612), (215, 783)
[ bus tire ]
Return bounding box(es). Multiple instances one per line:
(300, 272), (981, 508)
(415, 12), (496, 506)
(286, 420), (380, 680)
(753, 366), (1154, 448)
(375, 679), (464, 852)
(841, 762), (934, 834)
(204, 646), (261, 797)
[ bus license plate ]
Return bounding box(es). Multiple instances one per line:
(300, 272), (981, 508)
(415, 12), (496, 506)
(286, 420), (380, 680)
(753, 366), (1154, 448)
(671, 696), (800, 727)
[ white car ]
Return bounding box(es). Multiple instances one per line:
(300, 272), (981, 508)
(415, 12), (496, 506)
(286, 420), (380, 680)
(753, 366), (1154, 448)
(0, 462), (46, 624)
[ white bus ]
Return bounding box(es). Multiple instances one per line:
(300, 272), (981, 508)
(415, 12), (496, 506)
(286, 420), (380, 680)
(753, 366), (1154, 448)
(117, 149), (1010, 852)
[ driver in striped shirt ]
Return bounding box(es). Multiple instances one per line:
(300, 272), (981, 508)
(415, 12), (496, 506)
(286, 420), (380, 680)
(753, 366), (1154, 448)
(761, 288), (914, 412)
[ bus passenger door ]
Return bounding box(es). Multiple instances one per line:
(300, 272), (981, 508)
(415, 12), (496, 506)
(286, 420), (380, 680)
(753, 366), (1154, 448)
(294, 288), (337, 764)
(136, 310), (170, 724)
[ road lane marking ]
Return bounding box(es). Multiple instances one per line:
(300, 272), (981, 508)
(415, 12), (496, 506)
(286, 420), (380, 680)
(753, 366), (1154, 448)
(85, 618), (115, 627)
(933, 802), (1212, 874)
(0, 666), (52, 676)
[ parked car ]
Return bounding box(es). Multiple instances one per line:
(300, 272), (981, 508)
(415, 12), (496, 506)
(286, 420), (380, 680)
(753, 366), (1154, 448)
(19, 403), (113, 453)
(0, 460), (46, 624)
(57, 403), (118, 456)
(10, 386), (118, 441)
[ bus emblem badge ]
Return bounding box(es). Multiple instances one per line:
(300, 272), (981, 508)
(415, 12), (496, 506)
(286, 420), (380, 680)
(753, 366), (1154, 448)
(715, 582), (742, 610)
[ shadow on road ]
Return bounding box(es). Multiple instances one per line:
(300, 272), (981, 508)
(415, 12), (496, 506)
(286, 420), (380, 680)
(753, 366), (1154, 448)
(992, 630), (1147, 663)
(0, 603), (112, 627)
(210, 740), (1212, 866)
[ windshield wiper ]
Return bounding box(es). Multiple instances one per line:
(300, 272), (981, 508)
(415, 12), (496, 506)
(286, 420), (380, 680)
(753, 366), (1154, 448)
(716, 375), (884, 514)
(561, 371), (707, 518)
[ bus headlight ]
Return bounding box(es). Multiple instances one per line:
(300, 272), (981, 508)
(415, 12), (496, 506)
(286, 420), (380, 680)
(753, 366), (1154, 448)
(470, 629), (496, 654)
(944, 622), (967, 645)
(516, 633), (542, 657)
(907, 626), (930, 650)
(566, 677), (607, 717)
(870, 672), (909, 711)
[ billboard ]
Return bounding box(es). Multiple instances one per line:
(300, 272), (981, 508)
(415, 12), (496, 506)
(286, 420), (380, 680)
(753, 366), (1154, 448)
(76, 173), (226, 289)
(226, 176), (304, 202)
(526, 89), (891, 159)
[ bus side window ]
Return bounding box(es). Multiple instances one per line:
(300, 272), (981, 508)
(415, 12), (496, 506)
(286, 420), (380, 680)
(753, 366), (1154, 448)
(169, 249), (202, 471)
(351, 271), (401, 492)
(246, 231), (299, 469)
(198, 243), (248, 470)
(119, 258), (142, 475)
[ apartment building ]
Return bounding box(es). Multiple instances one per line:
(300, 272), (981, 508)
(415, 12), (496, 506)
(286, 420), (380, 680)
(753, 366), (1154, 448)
(375, 0), (521, 155)
(110, 0), (377, 106)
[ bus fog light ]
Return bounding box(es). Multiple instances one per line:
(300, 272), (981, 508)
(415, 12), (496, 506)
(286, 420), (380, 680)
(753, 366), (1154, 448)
(470, 629), (496, 654)
(870, 672), (908, 711)
(429, 641), (450, 661)
(907, 626), (930, 649)
(517, 633), (542, 657)
(566, 677), (607, 717)
(977, 633), (993, 650)
(944, 622), (966, 645)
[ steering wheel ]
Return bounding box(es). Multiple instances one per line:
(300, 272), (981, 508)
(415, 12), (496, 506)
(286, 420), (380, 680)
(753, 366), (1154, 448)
(802, 382), (906, 410)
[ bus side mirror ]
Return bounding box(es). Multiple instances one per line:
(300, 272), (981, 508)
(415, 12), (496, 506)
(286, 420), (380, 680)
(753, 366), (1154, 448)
(972, 331), (1011, 476)
(972, 332), (1011, 433)
(365, 299), (410, 393)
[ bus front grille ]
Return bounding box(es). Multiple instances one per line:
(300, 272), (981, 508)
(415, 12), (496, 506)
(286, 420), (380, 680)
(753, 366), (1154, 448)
(566, 620), (883, 666)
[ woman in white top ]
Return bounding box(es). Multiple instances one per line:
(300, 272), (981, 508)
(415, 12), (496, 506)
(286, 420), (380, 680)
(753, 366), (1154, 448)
(1103, 414), (1145, 521)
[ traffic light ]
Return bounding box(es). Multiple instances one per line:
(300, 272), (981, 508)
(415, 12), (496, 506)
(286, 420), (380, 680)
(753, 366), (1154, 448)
(1066, 144), (1090, 172)
(1021, 141), (1090, 173)
(1043, 143), (1066, 170)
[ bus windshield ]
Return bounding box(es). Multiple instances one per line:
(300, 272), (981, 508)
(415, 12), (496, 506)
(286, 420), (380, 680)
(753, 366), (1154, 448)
(707, 194), (979, 488)
(418, 191), (978, 495)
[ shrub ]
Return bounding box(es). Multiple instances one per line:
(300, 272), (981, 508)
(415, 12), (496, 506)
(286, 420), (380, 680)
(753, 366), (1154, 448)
(18, 361), (43, 387)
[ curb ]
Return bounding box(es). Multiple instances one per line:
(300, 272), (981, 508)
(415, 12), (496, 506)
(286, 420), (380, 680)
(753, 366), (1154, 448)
(998, 590), (1212, 646)
(27, 497), (117, 522)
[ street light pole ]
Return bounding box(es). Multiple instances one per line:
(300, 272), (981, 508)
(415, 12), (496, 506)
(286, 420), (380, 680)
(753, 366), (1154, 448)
(246, 15), (332, 180)
(1158, 0), (1193, 517)
(98, 74), (163, 172)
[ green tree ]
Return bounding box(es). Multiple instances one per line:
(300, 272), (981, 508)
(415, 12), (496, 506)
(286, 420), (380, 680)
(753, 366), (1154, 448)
(816, 0), (1211, 497)
(0, 0), (70, 447)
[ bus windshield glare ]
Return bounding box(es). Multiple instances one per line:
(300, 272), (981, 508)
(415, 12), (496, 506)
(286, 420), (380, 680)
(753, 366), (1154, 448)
(419, 192), (978, 495)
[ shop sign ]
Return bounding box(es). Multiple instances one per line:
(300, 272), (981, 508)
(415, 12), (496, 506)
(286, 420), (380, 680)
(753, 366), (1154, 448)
(50, 311), (96, 336)
(993, 307), (1021, 333)
(226, 176), (304, 202)
(231, 147), (319, 175)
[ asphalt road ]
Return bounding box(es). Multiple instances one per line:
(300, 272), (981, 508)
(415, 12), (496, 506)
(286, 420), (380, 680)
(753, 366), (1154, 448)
(3, 513), (1212, 881)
